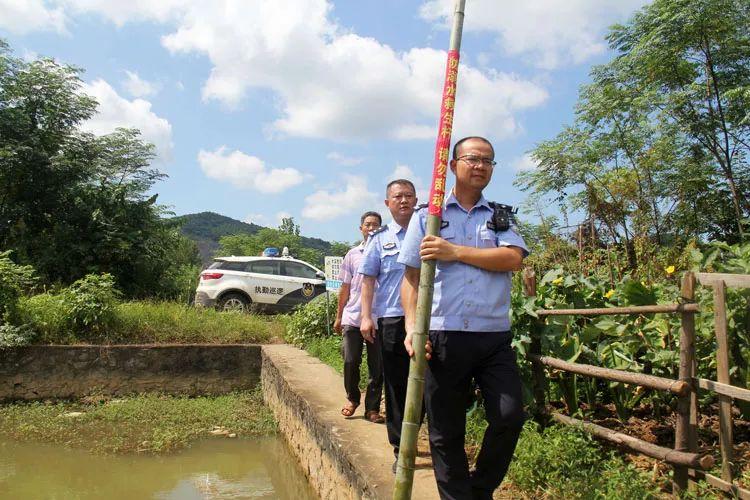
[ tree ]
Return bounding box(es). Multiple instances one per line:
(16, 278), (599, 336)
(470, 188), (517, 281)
(0, 41), (200, 297)
(278, 216), (300, 236)
(608, 0), (750, 238)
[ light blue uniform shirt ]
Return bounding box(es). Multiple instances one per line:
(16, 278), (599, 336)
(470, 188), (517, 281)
(358, 221), (407, 319)
(397, 192), (529, 332)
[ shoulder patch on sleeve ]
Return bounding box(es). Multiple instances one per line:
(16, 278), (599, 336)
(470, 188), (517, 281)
(369, 226), (387, 237)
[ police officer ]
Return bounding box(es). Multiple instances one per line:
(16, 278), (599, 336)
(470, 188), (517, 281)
(398, 137), (528, 500)
(359, 179), (418, 471)
(334, 210), (385, 423)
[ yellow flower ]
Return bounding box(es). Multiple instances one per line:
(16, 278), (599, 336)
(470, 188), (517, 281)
(665, 265), (675, 275)
(604, 289), (615, 299)
(552, 277), (563, 285)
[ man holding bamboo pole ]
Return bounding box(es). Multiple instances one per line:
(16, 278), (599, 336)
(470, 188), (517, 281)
(359, 179), (422, 472)
(399, 136), (528, 500)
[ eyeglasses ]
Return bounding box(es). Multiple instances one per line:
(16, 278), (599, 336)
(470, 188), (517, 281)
(457, 155), (497, 168)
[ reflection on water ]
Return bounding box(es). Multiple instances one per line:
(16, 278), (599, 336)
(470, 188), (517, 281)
(0, 437), (316, 499)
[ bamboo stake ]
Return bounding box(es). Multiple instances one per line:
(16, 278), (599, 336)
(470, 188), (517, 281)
(536, 303), (699, 316)
(528, 354), (690, 396)
(552, 413), (714, 470)
(713, 280), (734, 483)
(674, 271), (697, 494)
(393, 1), (466, 498)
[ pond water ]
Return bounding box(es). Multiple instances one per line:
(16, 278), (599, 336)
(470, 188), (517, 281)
(0, 437), (316, 499)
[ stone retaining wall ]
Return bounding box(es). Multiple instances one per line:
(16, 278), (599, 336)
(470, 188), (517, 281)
(261, 344), (438, 500)
(0, 344), (261, 400)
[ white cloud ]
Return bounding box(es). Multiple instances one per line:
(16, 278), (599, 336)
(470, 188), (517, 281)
(19, 0), (550, 141)
(302, 175), (377, 221)
(511, 153), (538, 172)
(79, 79), (173, 161)
(0, 0), (66, 34)
(327, 152), (364, 167)
(419, 0), (648, 69)
(122, 70), (159, 98)
(198, 147), (304, 193)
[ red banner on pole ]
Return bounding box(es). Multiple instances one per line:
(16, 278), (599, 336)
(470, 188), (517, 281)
(427, 49), (460, 217)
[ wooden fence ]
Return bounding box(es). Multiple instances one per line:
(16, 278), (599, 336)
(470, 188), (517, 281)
(522, 270), (750, 498)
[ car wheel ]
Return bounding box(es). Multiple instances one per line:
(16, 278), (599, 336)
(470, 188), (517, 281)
(217, 293), (250, 313)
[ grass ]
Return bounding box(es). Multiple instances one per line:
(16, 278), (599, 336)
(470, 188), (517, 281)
(0, 389), (276, 454)
(19, 299), (287, 344)
(111, 301), (287, 344)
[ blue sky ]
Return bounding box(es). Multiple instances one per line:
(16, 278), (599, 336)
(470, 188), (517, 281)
(1, 0), (648, 243)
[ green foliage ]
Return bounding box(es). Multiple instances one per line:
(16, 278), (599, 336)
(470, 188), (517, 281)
(0, 390), (276, 454)
(515, 240), (750, 420)
(0, 42), (201, 299)
(517, 0), (750, 252)
(20, 298), (284, 345)
(0, 250), (36, 324)
(285, 293), (338, 346)
(111, 301), (284, 344)
(0, 323), (35, 348)
(507, 422), (658, 499)
(61, 274), (120, 337)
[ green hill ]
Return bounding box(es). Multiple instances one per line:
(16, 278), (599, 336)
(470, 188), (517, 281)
(172, 212), (334, 262)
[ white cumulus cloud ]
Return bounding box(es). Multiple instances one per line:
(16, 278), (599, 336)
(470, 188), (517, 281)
(122, 70), (159, 98)
(419, 0), (648, 69)
(0, 0), (66, 34)
(79, 79), (173, 161)
(327, 152), (364, 167)
(18, 0), (551, 141)
(302, 175), (377, 221)
(198, 147), (304, 193)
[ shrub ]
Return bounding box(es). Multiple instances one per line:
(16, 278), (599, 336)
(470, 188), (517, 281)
(19, 273), (121, 343)
(0, 323), (35, 348)
(285, 293), (338, 346)
(60, 273), (120, 338)
(0, 250), (37, 324)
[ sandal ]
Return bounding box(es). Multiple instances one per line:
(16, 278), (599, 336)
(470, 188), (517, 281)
(341, 401), (359, 417)
(365, 410), (385, 424)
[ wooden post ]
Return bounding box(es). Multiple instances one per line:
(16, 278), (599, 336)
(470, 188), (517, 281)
(714, 280), (734, 483)
(674, 272), (696, 494)
(523, 268), (547, 421)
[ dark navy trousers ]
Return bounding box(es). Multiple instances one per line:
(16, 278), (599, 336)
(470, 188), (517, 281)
(342, 325), (383, 413)
(425, 330), (525, 500)
(377, 316), (424, 457)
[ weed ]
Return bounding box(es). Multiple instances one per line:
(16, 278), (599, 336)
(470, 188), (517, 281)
(0, 390), (276, 454)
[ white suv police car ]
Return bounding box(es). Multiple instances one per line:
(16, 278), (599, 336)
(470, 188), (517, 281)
(195, 253), (326, 313)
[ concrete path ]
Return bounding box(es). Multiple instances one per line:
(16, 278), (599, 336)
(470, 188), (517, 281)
(262, 344), (439, 500)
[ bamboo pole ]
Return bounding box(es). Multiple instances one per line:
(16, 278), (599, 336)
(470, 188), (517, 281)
(393, 1), (466, 498)
(673, 272), (697, 494)
(528, 354), (690, 396)
(536, 303), (699, 316)
(713, 280), (734, 483)
(552, 413), (714, 470)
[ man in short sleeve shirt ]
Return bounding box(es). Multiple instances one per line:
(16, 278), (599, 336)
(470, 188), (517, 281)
(398, 137), (528, 500)
(358, 179), (419, 469)
(334, 211), (384, 423)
